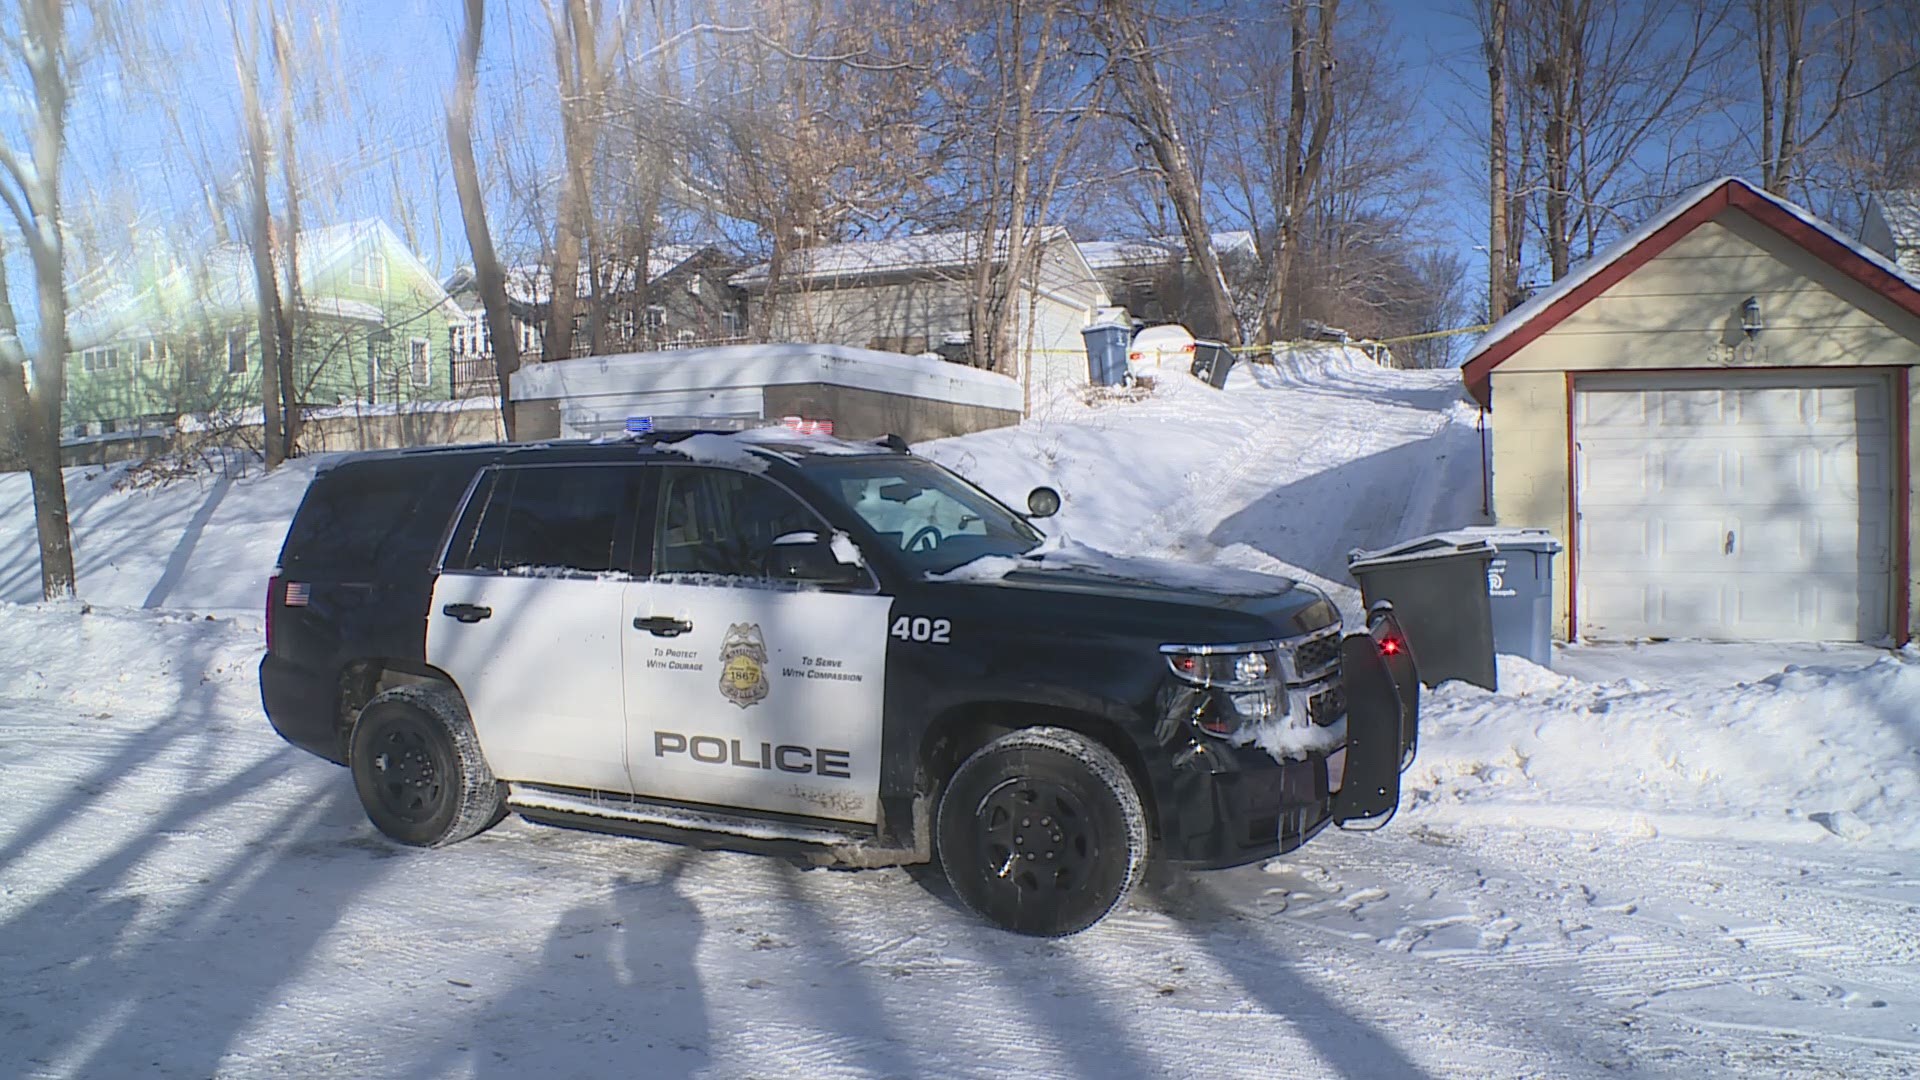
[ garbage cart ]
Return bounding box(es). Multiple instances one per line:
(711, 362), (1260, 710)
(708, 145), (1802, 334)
(1455, 526), (1562, 668)
(1347, 532), (1498, 691)
(1081, 320), (1131, 387)
(1189, 339), (1237, 389)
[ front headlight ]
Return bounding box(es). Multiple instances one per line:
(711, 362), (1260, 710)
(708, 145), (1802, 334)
(1161, 641), (1288, 736)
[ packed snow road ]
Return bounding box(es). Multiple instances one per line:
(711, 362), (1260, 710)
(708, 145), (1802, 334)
(4, 353), (1919, 1077)
(2, 608), (1917, 1079)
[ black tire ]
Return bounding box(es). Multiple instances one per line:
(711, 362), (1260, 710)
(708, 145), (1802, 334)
(348, 684), (506, 848)
(936, 726), (1149, 936)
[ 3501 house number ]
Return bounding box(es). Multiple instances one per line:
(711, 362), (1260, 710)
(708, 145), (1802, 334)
(890, 616), (951, 644)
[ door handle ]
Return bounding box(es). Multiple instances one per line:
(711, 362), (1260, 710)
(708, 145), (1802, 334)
(441, 602), (493, 623)
(634, 615), (693, 637)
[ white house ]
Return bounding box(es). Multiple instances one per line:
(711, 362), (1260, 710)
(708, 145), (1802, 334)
(728, 228), (1110, 410)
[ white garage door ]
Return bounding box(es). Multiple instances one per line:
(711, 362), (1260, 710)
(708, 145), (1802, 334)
(1574, 373), (1894, 641)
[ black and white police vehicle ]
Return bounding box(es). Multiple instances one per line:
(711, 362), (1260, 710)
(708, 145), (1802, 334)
(261, 424), (1420, 936)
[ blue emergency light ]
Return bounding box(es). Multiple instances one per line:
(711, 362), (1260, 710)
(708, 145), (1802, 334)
(626, 416), (655, 434)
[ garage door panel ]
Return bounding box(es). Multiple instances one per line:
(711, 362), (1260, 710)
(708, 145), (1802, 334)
(1574, 376), (1893, 642)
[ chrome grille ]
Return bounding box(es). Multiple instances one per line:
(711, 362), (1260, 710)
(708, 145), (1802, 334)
(1289, 631), (1342, 682)
(1307, 684), (1346, 727)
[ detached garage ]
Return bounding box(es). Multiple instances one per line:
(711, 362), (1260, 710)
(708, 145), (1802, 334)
(1465, 177), (1920, 644)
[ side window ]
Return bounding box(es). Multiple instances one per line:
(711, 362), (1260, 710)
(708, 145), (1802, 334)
(654, 467), (819, 579)
(282, 460), (469, 579)
(445, 466), (639, 575)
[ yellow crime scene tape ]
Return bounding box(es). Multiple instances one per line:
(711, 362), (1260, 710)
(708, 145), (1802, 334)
(1027, 323), (1491, 358)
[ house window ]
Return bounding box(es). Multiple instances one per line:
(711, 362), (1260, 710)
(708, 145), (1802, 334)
(614, 308), (636, 342)
(349, 250), (387, 290)
(687, 276), (701, 296)
(409, 339), (431, 387)
(722, 309), (745, 337)
(80, 346), (120, 373)
(643, 305), (665, 333)
(227, 329), (249, 374)
(520, 321), (540, 354)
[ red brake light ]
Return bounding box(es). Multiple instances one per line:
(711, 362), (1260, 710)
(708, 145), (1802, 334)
(1380, 637), (1402, 655)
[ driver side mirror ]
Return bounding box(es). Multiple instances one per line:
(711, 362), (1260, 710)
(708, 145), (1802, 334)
(1026, 487), (1061, 519)
(769, 531), (864, 587)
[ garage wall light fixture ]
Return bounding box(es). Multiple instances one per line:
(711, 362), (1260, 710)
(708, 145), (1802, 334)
(1740, 296), (1764, 339)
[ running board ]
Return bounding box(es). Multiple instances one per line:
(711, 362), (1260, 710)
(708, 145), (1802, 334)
(507, 784), (867, 845)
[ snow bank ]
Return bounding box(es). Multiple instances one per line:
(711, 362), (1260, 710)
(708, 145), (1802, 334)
(1408, 651), (1920, 848)
(0, 456), (323, 610)
(919, 345), (1485, 624)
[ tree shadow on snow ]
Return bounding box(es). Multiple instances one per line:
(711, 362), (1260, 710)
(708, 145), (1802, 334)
(1206, 436), (1488, 587)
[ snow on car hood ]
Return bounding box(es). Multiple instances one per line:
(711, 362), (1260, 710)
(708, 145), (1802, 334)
(932, 536), (1299, 596)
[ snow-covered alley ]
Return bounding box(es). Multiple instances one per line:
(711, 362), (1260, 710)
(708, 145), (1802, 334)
(4, 355), (1920, 1078)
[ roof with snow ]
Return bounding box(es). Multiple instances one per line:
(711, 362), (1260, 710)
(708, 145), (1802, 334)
(1461, 176), (1920, 406)
(1077, 231), (1256, 271)
(446, 245), (715, 309)
(728, 227), (1078, 289)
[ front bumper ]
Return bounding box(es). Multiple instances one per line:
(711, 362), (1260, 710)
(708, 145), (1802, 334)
(1156, 621), (1420, 869)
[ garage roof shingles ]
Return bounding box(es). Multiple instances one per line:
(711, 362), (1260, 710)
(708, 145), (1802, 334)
(1462, 177), (1920, 407)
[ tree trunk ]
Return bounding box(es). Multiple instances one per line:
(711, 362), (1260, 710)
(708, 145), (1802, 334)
(0, 0), (77, 599)
(234, 10), (285, 468)
(1487, 0), (1513, 320)
(543, 0), (605, 363)
(272, 16), (303, 451)
(1101, 0), (1240, 343)
(449, 0), (519, 437)
(1258, 0), (1339, 343)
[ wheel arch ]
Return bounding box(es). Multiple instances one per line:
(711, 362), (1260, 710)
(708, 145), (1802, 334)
(334, 657), (467, 758)
(918, 700), (1159, 839)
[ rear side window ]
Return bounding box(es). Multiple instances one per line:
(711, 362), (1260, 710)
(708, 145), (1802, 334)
(280, 459), (471, 580)
(445, 465), (641, 575)
(655, 466), (820, 579)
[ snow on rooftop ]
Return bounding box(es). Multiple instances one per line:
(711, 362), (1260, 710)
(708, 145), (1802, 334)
(509, 342), (1022, 413)
(729, 227), (1073, 287)
(1468, 177), (1920, 367)
(493, 246), (707, 305)
(1077, 231), (1256, 271)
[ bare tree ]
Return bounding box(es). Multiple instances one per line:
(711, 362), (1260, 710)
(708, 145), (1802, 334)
(447, 0), (518, 438)
(231, 1), (287, 467)
(1485, 0), (1516, 319)
(542, 0), (620, 361)
(1094, 0), (1240, 342)
(1507, 0), (1727, 280)
(0, 0), (78, 599)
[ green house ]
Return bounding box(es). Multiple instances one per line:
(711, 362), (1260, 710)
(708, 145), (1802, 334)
(64, 219), (458, 434)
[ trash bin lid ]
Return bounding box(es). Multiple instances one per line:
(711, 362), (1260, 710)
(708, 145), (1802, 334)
(1347, 530), (1496, 571)
(1447, 525), (1564, 554)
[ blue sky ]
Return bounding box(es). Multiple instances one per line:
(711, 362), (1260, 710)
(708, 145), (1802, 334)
(9, 0), (1581, 341)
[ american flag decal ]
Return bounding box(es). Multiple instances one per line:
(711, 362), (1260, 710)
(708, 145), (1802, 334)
(284, 582), (311, 607)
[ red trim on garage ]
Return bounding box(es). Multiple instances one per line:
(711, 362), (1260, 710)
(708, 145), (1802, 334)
(1896, 367), (1912, 647)
(1564, 373), (1579, 641)
(1464, 179), (1920, 408)
(1567, 366), (1912, 644)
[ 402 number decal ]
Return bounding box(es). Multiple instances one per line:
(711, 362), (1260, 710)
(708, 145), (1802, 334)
(890, 616), (951, 644)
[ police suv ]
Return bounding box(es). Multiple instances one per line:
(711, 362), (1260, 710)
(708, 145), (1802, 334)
(261, 426), (1420, 936)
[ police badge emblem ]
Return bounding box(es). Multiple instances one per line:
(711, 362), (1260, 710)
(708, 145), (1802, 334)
(718, 623), (770, 708)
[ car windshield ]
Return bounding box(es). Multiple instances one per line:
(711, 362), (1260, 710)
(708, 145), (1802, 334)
(804, 456), (1044, 574)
